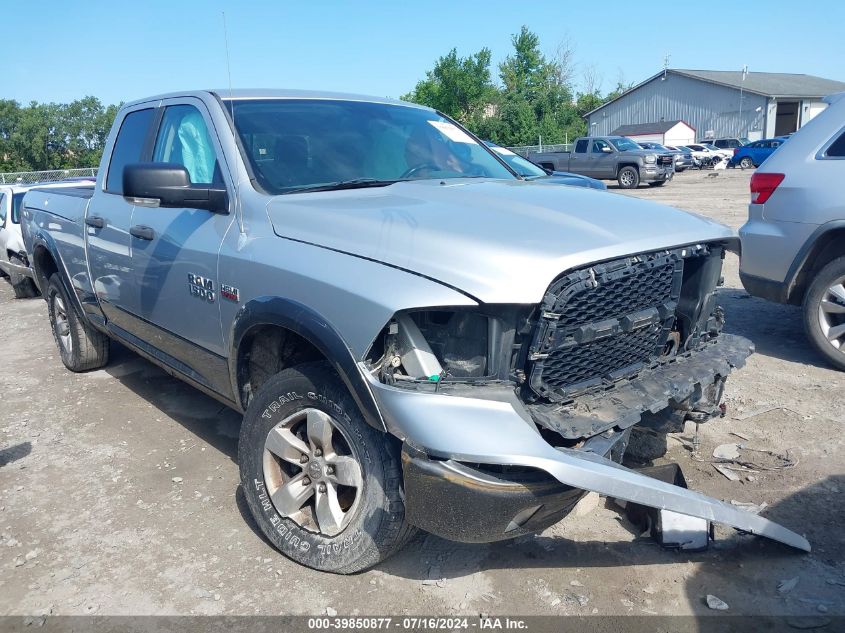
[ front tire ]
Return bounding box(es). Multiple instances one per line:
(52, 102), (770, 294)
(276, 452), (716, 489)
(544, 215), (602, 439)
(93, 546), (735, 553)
(239, 362), (415, 573)
(46, 274), (109, 371)
(9, 255), (38, 298)
(803, 257), (845, 371)
(617, 166), (640, 189)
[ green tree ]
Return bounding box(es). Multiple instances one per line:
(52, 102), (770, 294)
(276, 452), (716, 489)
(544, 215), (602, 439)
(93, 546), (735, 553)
(402, 48), (497, 124)
(0, 97), (119, 173)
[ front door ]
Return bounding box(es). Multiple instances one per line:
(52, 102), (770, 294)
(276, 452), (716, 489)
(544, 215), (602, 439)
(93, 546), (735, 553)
(127, 98), (235, 369)
(589, 139), (616, 178)
(86, 106), (157, 330)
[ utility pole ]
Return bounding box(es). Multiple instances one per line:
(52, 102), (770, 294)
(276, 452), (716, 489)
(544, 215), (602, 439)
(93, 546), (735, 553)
(739, 65), (748, 136)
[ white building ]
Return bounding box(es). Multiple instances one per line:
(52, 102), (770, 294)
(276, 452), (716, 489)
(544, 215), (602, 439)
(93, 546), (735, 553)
(586, 69), (845, 141)
(610, 120), (696, 146)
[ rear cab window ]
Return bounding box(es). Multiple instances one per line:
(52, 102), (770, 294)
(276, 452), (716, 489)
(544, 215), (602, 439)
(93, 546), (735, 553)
(105, 108), (156, 194)
(575, 139), (588, 153)
(11, 193), (24, 223)
(823, 129), (845, 158)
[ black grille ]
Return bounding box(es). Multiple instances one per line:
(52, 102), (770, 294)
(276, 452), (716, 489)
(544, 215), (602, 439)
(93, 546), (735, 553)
(549, 261), (676, 330)
(657, 155), (674, 166)
(538, 324), (665, 394)
(528, 251), (684, 400)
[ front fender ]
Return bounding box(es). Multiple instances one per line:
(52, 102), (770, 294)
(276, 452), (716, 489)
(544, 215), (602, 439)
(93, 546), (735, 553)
(229, 296), (385, 430)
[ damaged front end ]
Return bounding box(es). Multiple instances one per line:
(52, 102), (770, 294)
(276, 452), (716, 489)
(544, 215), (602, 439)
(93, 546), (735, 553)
(362, 241), (810, 552)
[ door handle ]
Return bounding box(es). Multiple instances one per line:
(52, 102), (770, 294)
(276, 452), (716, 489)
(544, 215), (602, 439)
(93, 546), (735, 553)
(130, 225), (155, 240)
(85, 216), (105, 229)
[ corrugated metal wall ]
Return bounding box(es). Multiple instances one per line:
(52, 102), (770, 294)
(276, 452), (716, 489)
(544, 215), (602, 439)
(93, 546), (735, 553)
(587, 73), (768, 139)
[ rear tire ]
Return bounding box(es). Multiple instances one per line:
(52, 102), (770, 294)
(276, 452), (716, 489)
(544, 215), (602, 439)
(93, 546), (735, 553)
(617, 166), (640, 189)
(803, 257), (845, 371)
(10, 255), (38, 298)
(46, 274), (109, 371)
(739, 156), (754, 169)
(239, 361), (415, 573)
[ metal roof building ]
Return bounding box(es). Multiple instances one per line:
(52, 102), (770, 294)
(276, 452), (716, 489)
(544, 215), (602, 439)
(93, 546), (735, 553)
(586, 69), (845, 141)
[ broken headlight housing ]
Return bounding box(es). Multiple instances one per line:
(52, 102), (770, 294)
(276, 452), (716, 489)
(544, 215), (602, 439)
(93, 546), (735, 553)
(365, 306), (534, 386)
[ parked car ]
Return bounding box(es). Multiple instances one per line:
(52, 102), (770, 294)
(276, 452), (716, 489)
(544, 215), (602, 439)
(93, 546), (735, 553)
(699, 143), (734, 161)
(0, 179), (94, 298)
(640, 142), (693, 172)
(528, 136), (674, 188)
(739, 92), (845, 370)
(701, 137), (750, 150)
(729, 137), (788, 169)
(22, 89), (807, 573)
(684, 144), (725, 167)
(484, 142), (606, 190)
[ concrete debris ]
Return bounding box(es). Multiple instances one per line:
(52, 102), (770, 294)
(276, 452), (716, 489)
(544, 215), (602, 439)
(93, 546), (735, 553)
(706, 595), (729, 610)
(713, 443), (741, 460)
(730, 500), (769, 515)
(777, 577), (799, 594)
(325, 607), (337, 617)
(570, 580), (584, 587)
(713, 464), (741, 481)
(171, 477), (183, 483)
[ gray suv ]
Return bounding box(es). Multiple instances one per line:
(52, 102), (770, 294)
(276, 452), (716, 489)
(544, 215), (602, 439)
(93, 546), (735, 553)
(739, 92), (845, 370)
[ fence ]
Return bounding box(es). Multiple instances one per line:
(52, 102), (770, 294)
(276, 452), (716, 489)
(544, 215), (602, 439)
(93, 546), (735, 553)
(506, 143), (572, 157)
(0, 168), (98, 185)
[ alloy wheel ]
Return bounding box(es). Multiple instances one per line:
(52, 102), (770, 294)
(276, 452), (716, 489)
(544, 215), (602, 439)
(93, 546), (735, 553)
(262, 408), (363, 536)
(53, 295), (72, 354)
(818, 277), (845, 354)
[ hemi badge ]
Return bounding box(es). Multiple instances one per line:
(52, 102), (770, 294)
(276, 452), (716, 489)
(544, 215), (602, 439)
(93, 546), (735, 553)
(221, 284), (240, 302)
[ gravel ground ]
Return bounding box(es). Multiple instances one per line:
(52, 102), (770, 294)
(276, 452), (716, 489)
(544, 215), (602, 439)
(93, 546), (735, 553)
(0, 168), (842, 621)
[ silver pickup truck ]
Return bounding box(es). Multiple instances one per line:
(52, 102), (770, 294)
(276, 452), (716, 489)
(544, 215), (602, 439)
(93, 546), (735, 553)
(529, 136), (675, 188)
(21, 90), (808, 573)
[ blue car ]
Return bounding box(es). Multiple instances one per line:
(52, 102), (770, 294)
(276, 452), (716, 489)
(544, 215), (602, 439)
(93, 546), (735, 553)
(484, 142), (607, 190)
(729, 137), (788, 169)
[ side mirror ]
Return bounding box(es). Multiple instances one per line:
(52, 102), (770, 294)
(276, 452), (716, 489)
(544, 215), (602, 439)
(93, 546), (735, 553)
(123, 163), (228, 214)
(601, 146), (613, 153)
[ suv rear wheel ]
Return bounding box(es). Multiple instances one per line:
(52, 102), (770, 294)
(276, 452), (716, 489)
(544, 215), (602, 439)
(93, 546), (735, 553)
(739, 156), (754, 169)
(239, 361), (415, 573)
(803, 257), (845, 371)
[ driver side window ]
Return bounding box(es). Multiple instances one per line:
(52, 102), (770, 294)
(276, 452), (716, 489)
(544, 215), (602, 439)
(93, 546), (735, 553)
(153, 105), (221, 185)
(592, 140), (609, 153)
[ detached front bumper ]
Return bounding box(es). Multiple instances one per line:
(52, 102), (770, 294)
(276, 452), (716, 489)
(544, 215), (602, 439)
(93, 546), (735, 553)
(366, 334), (810, 551)
(0, 254), (34, 279)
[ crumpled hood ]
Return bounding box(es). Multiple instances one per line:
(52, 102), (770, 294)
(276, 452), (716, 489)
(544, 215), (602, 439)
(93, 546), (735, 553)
(266, 179), (735, 304)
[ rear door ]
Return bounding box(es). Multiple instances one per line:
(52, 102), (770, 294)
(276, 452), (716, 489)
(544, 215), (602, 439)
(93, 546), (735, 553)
(127, 97), (235, 367)
(86, 105), (157, 329)
(568, 138), (589, 174)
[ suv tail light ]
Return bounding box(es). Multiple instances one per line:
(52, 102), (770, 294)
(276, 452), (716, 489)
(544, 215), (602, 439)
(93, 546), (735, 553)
(750, 172), (784, 204)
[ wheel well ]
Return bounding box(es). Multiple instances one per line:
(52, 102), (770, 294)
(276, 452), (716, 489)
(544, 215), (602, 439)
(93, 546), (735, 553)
(789, 228), (845, 304)
(32, 245), (58, 294)
(236, 325), (327, 408)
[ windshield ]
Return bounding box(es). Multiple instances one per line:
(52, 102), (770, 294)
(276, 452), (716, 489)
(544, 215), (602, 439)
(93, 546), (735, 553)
(485, 144), (546, 177)
(225, 99), (515, 194)
(609, 137), (642, 151)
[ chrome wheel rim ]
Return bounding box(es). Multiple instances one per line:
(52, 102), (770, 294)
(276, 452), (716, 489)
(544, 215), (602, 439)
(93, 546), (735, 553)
(818, 276), (845, 354)
(262, 408), (363, 536)
(53, 295), (72, 354)
(620, 171), (634, 186)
